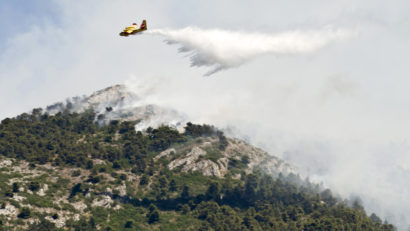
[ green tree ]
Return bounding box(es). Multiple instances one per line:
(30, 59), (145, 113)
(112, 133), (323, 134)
(69, 183), (82, 198)
(169, 179), (177, 192)
(206, 182), (220, 201)
(12, 182), (19, 193)
(28, 181), (40, 192)
(147, 204), (160, 224)
(124, 220), (133, 228)
(27, 217), (57, 231)
(181, 185), (190, 200)
(140, 175), (149, 185)
(17, 207), (31, 219)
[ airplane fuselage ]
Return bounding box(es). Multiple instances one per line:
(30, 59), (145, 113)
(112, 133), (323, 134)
(119, 28), (146, 36)
(119, 20), (147, 36)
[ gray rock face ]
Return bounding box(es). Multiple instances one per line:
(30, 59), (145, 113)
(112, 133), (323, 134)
(168, 147), (206, 170)
(162, 138), (297, 178)
(0, 159), (12, 168)
(258, 156), (297, 177)
(92, 195), (113, 208)
(85, 85), (138, 110)
(0, 204), (18, 218)
(154, 148), (176, 162)
(182, 158), (229, 178)
(167, 146), (228, 177)
(224, 139), (297, 176)
(71, 201), (87, 212)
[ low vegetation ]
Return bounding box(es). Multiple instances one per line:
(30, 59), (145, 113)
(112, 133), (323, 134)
(0, 109), (394, 230)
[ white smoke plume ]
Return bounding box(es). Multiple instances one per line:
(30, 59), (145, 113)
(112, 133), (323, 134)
(124, 71), (410, 230)
(147, 27), (354, 75)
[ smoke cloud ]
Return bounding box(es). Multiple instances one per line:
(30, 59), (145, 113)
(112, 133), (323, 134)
(147, 27), (354, 75)
(124, 70), (410, 230)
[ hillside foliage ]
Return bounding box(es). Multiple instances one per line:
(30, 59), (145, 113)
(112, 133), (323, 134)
(0, 109), (394, 230)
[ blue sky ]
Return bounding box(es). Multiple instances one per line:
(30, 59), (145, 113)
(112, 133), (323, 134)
(0, 1), (61, 51)
(1, 0), (410, 229)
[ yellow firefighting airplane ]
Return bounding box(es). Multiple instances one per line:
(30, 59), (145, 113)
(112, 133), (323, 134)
(119, 20), (147, 36)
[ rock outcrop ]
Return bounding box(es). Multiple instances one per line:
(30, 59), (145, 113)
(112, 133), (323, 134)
(159, 138), (297, 178)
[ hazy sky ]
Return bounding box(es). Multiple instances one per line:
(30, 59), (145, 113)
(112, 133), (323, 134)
(2, 0), (410, 229)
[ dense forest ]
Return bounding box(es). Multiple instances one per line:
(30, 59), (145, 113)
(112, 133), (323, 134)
(0, 108), (394, 230)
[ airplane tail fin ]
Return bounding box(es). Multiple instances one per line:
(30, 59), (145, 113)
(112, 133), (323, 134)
(140, 20), (147, 29)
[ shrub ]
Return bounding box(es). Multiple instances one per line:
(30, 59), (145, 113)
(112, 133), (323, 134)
(4, 190), (13, 197)
(28, 181), (40, 192)
(71, 170), (81, 177)
(18, 207), (31, 219)
(147, 204), (160, 224)
(140, 175), (148, 185)
(12, 182), (19, 192)
(124, 220), (133, 228)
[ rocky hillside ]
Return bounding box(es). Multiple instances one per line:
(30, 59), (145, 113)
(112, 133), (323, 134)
(0, 135), (296, 230)
(0, 85), (393, 230)
(45, 84), (186, 130)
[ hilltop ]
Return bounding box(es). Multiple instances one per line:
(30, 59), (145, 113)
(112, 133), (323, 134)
(0, 85), (393, 230)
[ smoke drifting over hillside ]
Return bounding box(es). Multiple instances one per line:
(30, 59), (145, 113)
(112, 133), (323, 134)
(125, 72), (410, 230)
(147, 27), (354, 75)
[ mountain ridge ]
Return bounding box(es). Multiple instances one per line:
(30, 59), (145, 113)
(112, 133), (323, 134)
(0, 85), (394, 230)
